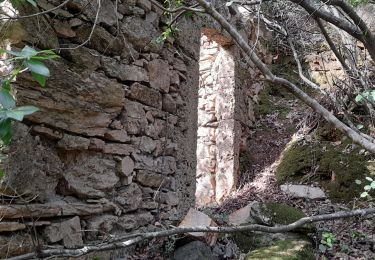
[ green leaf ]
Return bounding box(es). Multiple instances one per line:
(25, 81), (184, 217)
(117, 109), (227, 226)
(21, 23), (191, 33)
(371, 182), (375, 189)
(355, 90), (375, 104)
(360, 191), (368, 198)
(26, 60), (50, 77)
(31, 72), (47, 87)
(0, 119), (12, 145)
(319, 244), (327, 253)
(7, 45), (38, 58)
(26, 0), (37, 6)
(365, 176), (373, 182)
(355, 179), (362, 185)
(1, 80), (11, 92)
(357, 124), (364, 130)
(225, 1), (234, 6)
(364, 185), (371, 191)
(0, 89), (15, 109)
(5, 106), (38, 121)
(21, 45), (38, 57)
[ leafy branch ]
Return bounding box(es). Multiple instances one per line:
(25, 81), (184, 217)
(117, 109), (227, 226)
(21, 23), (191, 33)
(0, 45), (58, 144)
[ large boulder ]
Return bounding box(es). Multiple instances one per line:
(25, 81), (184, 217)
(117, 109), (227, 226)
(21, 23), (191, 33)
(228, 202), (313, 252)
(276, 140), (375, 202)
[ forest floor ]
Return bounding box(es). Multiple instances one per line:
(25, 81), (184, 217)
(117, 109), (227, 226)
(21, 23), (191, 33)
(128, 87), (375, 259)
(213, 86), (375, 259)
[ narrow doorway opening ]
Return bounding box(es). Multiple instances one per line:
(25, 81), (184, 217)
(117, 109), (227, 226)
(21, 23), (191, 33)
(195, 29), (239, 206)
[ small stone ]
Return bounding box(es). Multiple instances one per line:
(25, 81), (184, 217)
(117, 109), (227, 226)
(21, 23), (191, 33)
(162, 94), (177, 114)
(132, 6), (145, 16)
(53, 20), (76, 38)
(89, 138), (105, 151)
(109, 120), (123, 130)
(141, 201), (158, 209)
(228, 202), (258, 226)
(136, 170), (163, 187)
(86, 215), (118, 240)
(139, 136), (157, 153)
(121, 175), (133, 185)
(158, 191), (179, 206)
(148, 59), (170, 92)
(0, 222), (26, 232)
(145, 11), (159, 26)
(137, 0), (151, 12)
(69, 18), (83, 27)
(103, 144), (134, 155)
(173, 241), (216, 260)
(32, 125), (63, 140)
(104, 130), (130, 143)
(280, 184), (326, 200)
(129, 82), (162, 109)
(44, 216), (83, 249)
(133, 59), (146, 67)
(57, 134), (90, 150)
(103, 58), (149, 82)
(113, 183), (142, 212)
(173, 58), (187, 72)
(118, 156), (135, 177)
(117, 212), (153, 230)
(170, 70), (180, 86)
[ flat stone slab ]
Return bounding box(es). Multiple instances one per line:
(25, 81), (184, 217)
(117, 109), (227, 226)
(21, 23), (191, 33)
(179, 208), (218, 246)
(280, 184), (326, 200)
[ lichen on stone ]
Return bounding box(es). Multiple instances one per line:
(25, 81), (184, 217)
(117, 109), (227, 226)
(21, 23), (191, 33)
(244, 239), (315, 260)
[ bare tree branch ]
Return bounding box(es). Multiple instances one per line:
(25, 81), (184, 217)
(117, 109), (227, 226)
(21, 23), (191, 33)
(0, 0), (70, 20)
(287, 37), (321, 90)
(194, 0), (375, 153)
(8, 207), (375, 259)
(289, 0), (375, 60)
(149, 0), (204, 13)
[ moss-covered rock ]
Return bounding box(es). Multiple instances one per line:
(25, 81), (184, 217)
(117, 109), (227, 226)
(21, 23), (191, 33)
(263, 202), (305, 225)
(234, 232), (303, 253)
(244, 239), (315, 260)
(276, 140), (375, 202)
(231, 202), (312, 252)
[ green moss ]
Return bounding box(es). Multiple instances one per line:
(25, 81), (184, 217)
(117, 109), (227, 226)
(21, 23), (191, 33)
(263, 203), (305, 225)
(232, 203), (312, 252)
(275, 142), (322, 183)
(233, 231), (303, 253)
(275, 140), (374, 202)
(244, 239), (315, 260)
(255, 85), (292, 118)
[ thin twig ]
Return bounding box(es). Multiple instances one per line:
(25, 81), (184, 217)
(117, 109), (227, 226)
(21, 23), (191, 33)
(0, 0), (70, 20)
(8, 207), (375, 259)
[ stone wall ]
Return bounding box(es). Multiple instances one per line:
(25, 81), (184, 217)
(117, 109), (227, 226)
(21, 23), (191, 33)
(0, 0), (268, 257)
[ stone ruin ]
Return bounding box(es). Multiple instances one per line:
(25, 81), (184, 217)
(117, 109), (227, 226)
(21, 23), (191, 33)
(0, 0), (271, 257)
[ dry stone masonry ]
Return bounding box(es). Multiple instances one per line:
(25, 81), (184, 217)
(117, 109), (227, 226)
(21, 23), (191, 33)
(0, 0), (270, 257)
(196, 30), (238, 206)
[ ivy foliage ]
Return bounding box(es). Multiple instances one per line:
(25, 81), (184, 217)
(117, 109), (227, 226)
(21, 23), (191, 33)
(0, 45), (58, 144)
(355, 89), (375, 104)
